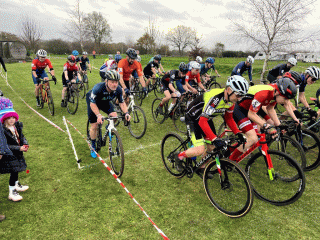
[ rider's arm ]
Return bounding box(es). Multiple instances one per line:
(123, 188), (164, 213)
(265, 103), (280, 126)
(117, 63), (128, 90)
(248, 110), (266, 128)
(90, 102), (101, 116)
(248, 65), (253, 81)
(224, 106), (241, 135)
(196, 74), (206, 91)
(299, 92), (310, 109)
(282, 100), (300, 123)
(215, 69), (220, 77)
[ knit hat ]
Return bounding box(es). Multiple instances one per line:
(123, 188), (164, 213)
(0, 97), (19, 124)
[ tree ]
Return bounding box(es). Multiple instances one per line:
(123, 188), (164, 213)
(44, 39), (71, 55)
(20, 16), (43, 53)
(0, 32), (21, 42)
(136, 33), (155, 54)
(145, 16), (162, 53)
(214, 42), (225, 58)
(232, 0), (317, 81)
(189, 35), (205, 61)
(83, 11), (112, 51)
(165, 25), (197, 56)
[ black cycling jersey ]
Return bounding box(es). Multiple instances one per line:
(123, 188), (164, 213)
(143, 61), (159, 75)
(162, 70), (186, 85)
(80, 56), (90, 69)
(268, 63), (290, 78)
(88, 82), (124, 105)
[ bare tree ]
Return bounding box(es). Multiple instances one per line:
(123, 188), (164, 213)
(20, 16), (43, 53)
(214, 42), (225, 58)
(83, 11), (111, 51)
(232, 0), (317, 81)
(65, 0), (86, 51)
(166, 25), (197, 56)
(145, 16), (161, 53)
(136, 33), (155, 54)
(189, 34), (205, 60)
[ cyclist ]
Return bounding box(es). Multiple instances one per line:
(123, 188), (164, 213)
(61, 55), (82, 107)
(71, 50), (81, 64)
(144, 55), (162, 90)
(104, 54), (113, 63)
(115, 54), (122, 64)
(79, 51), (91, 77)
(130, 55), (143, 87)
(157, 62), (189, 115)
(100, 58), (117, 81)
(267, 57), (297, 83)
(149, 54), (166, 74)
(31, 49), (57, 107)
(185, 61), (206, 94)
(118, 48), (147, 102)
(86, 70), (131, 158)
(196, 56), (203, 63)
(231, 56), (254, 86)
(200, 57), (221, 85)
(174, 76), (249, 173)
(230, 78), (298, 162)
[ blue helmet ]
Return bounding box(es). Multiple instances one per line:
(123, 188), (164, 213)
(115, 54), (122, 62)
(72, 50), (79, 56)
(205, 57), (215, 64)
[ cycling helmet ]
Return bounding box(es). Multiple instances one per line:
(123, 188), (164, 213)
(115, 54), (122, 62)
(189, 61), (201, 70)
(246, 56), (254, 64)
(196, 56), (202, 63)
(109, 54), (113, 59)
(136, 55), (141, 62)
(125, 48), (137, 59)
(154, 54), (161, 61)
(226, 75), (249, 96)
(72, 50), (79, 56)
(67, 55), (76, 63)
(287, 57), (297, 66)
(276, 77), (297, 99)
(105, 70), (120, 81)
(36, 49), (47, 57)
(82, 51), (88, 55)
(179, 62), (188, 73)
(305, 66), (320, 80)
(205, 57), (215, 64)
(283, 71), (302, 85)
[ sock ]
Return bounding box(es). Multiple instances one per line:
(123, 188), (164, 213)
(36, 96), (40, 102)
(168, 103), (175, 111)
(178, 151), (187, 160)
(9, 185), (15, 194)
(229, 148), (243, 162)
(159, 103), (163, 107)
(91, 139), (96, 150)
(15, 181), (19, 186)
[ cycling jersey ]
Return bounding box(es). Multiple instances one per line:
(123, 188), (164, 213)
(31, 58), (53, 74)
(143, 61), (159, 76)
(118, 59), (142, 81)
(100, 60), (117, 73)
(268, 63), (290, 79)
(200, 63), (215, 75)
(231, 61), (252, 81)
(161, 70), (185, 92)
(185, 71), (201, 87)
(62, 62), (79, 86)
(79, 56), (90, 70)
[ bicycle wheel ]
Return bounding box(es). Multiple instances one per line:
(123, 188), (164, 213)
(108, 129), (124, 177)
(132, 83), (143, 106)
(78, 81), (86, 99)
(38, 88), (44, 109)
(245, 150), (305, 206)
(128, 105), (147, 139)
(268, 135), (307, 171)
(154, 80), (164, 98)
(66, 89), (79, 115)
(172, 103), (187, 134)
(204, 158), (254, 218)
(83, 74), (89, 91)
(152, 98), (166, 123)
(208, 82), (222, 89)
(47, 89), (55, 116)
(161, 132), (187, 178)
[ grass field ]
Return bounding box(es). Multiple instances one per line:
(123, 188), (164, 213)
(0, 55), (320, 239)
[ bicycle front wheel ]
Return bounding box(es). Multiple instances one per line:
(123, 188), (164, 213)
(299, 129), (320, 171)
(79, 81), (86, 99)
(47, 89), (54, 116)
(152, 98), (166, 123)
(66, 89), (79, 115)
(38, 88), (44, 109)
(245, 150), (305, 206)
(172, 103), (187, 134)
(161, 132), (187, 178)
(154, 80), (164, 98)
(204, 158), (254, 218)
(128, 105), (147, 139)
(208, 82), (222, 89)
(108, 129), (124, 178)
(83, 74), (89, 90)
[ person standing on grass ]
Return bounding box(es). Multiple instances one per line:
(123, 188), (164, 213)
(0, 98), (29, 203)
(92, 50), (96, 59)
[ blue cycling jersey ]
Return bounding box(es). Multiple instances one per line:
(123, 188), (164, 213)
(231, 61), (252, 81)
(200, 63), (215, 75)
(299, 74), (307, 93)
(88, 82), (124, 104)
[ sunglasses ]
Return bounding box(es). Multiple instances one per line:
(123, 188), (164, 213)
(311, 77), (317, 82)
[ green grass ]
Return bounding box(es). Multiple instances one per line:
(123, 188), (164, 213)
(0, 56), (320, 239)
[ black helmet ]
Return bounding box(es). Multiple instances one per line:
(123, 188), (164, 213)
(283, 71), (302, 85)
(276, 77), (297, 99)
(105, 70), (120, 81)
(154, 54), (161, 61)
(67, 55), (76, 63)
(125, 48), (137, 59)
(179, 62), (188, 73)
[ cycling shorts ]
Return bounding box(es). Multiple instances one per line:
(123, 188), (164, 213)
(161, 79), (173, 93)
(62, 72), (76, 87)
(32, 71), (48, 84)
(175, 79), (185, 94)
(86, 92), (115, 123)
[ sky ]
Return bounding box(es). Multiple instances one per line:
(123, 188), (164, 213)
(1, 0), (320, 51)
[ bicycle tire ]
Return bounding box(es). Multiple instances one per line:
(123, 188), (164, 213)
(161, 132), (187, 178)
(79, 81), (86, 99)
(203, 158), (254, 218)
(83, 74), (89, 91)
(132, 83), (143, 106)
(268, 134), (307, 171)
(66, 88), (79, 115)
(245, 150), (305, 206)
(38, 88), (44, 109)
(108, 129), (124, 177)
(154, 79), (164, 98)
(172, 102), (187, 134)
(47, 89), (55, 116)
(152, 98), (166, 123)
(208, 82), (222, 89)
(128, 105), (147, 139)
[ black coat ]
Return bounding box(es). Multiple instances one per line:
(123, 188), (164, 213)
(0, 122), (27, 174)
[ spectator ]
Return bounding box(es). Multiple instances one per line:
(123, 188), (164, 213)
(92, 50), (96, 59)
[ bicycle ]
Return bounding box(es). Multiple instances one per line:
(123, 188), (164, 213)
(75, 78), (86, 99)
(147, 73), (164, 98)
(87, 116), (125, 177)
(38, 78), (56, 116)
(130, 78), (144, 106)
(161, 131), (254, 218)
(64, 82), (80, 115)
(203, 75), (222, 89)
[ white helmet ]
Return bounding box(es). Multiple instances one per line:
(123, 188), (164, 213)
(305, 66), (320, 80)
(82, 51), (88, 55)
(189, 61), (201, 70)
(36, 49), (47, 58)
(246, 56), (254, 64)
(136, 55), (141, 62)
(196, 56), (202, 63)
(226, 75), (249, 96)
(288, 57), (297, 66)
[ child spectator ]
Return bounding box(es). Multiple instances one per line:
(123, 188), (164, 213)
(0, 98), (29, 202)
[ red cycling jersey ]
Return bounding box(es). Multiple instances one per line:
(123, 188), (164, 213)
(63, 62), (79, 73)
(185, 71), (200, 83)
(118, 59), (143, 81)
(31, 58), (53, 72)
